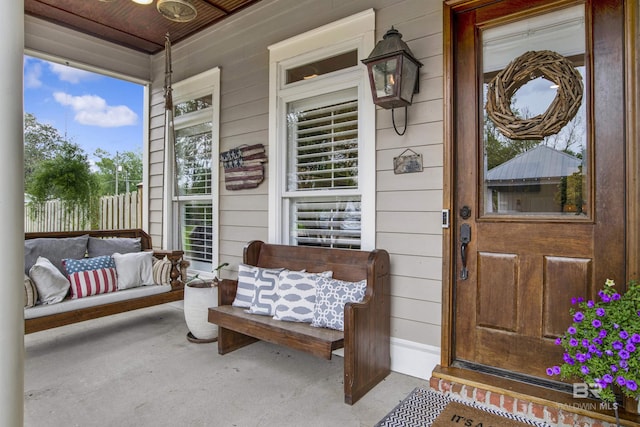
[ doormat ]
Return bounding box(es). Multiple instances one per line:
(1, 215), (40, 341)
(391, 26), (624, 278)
(375, 386), (550, 427)
(432, 401), (533, 427)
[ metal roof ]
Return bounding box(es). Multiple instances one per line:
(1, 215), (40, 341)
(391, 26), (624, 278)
(486, 145), (582, 182)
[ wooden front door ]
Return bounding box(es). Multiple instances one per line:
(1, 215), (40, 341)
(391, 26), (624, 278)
(449, 0), (626, 381)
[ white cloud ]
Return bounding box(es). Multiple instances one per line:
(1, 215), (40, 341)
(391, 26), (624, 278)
(53, 92), (138, 127)
(49, 63), (96, 84)
(24, 60), (43, 89)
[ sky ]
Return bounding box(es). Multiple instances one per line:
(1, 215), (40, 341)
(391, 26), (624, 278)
(23, 55), (144, 164)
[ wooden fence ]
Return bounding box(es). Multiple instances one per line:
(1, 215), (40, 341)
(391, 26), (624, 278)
(24, 190), (142, 232)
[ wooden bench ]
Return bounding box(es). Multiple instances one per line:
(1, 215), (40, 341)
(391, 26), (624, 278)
(25, 229), (186, 334)
(208, 240), (391, 405)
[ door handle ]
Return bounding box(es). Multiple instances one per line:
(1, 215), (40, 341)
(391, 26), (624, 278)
(460, 223), (471, 280)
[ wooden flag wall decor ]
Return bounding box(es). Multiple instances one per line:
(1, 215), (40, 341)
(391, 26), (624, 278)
(220, 144), (267, 190)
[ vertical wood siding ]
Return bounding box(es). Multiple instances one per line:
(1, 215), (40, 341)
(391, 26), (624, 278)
(148, 0), (444, 349)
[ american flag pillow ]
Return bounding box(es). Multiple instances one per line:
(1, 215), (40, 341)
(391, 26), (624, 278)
(63, 256), (118, 299)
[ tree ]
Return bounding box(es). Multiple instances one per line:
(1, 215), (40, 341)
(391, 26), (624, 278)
(24, 112), (67, 188)
(93, 149), (143, 196)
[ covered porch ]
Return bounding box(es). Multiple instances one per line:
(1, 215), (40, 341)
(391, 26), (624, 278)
(4, 0), (640, 425)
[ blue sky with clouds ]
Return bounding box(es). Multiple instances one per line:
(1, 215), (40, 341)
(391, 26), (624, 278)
(23, 56), (144, 163)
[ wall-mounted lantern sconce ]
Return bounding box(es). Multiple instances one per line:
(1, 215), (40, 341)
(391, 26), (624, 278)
(361, 27), (422, 135)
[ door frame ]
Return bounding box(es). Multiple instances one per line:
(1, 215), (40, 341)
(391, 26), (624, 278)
(440, 0), (639, 370)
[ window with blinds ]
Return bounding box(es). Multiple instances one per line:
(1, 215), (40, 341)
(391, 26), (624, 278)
(182, 201), (213, 269)
(286, 88), (361, 249)
(173, 94), (214, 271)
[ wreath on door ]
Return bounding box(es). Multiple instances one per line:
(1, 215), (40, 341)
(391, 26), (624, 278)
(485, 50), (583, 140)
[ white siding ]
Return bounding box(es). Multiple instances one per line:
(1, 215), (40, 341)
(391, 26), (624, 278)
(148, 0), (444, 358)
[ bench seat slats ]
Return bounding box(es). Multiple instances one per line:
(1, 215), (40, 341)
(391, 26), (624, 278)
(209, 306), (344, 360)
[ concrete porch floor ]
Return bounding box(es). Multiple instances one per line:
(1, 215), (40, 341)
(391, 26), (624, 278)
(24, 302), (426, 427)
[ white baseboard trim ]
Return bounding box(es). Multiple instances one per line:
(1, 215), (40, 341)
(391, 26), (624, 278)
(390, 337), (440, 380)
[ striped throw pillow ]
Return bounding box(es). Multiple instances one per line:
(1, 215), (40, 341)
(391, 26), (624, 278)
(63, 256), (118, 299)
(24, 274), (38, 308)
(152, 256), (172, 286)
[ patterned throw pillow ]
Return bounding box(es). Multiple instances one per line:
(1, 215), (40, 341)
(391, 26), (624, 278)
(273, 270), (332, 323)
(232, 264), (259, 308)
(246, 267), (288, 316)
(24, 274), (38, 308)
(152, 256), (172, 286)
(63, 256), (118, 299)
(311, 277), (367, 331)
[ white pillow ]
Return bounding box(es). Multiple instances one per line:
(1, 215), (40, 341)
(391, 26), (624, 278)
(29, 256), (70, 304)
(112, 252), (155, 290)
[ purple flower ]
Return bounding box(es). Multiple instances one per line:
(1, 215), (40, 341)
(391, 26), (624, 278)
(574, 312), (585, 322)
(613, 341), (624, 350)
(563, 353), (575, 365)
(614, 323), (620, 329)
(582, 339), (590, 348)
(592, 319), (602, 328)
(546, 367), (554, 376)
(626, 343), (636, 353)
(571, 297), (577, 305)
(617, 376), (627, 386)
(568, 326), (577, 335)
(603, 374), (614, 384)
(612, 293), (621, 301)
(569, 338), (579, 347)
(587, 300), (595, 308)
(599, 329), (608, 339)
(555, 337), (562, 345)
(576, 353), (587, 363)
(606, 350), (614, 356)
(596, 308), (606, 317)
(620, 360), (629, 369)
(580, 365), (590, 375)
(627, 380), (638, 392)
(631, 334), (640, 344)
(577, 297), (584, 303)
(619, 350), (630, 360)
(552, 365), (561, 375)
(602, 295), (611, 303)
(593, 338), (603, 345)
(611, 364), (619, 372)
(620, 330), (629, 340)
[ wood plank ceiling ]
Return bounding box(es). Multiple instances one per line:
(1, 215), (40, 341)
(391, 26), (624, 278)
(25, 0), (263, 54)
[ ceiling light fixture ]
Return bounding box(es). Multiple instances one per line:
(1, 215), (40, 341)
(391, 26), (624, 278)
(131, 0), (153, 4)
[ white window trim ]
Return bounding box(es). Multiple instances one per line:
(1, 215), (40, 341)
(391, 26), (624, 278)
(162, 67), (221, 273)
(268, 9), (376, 250)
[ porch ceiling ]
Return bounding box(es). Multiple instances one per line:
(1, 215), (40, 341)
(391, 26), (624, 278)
(24, 0), (263, 55)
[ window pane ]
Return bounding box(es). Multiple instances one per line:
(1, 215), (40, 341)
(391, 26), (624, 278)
(174, 95), (213, 117)
(287, 89), (358, 191)
(290, 197), (361, 249)
(286, 50), (358, 84)
(482, 5), (587, 217)
(181, 201), (212, 271)
(175, 122), (213, 196)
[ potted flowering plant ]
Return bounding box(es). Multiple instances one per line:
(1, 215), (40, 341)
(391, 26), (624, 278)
(547, 279), (640, 410)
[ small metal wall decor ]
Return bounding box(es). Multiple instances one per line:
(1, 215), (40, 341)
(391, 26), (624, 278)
(220, 144), (267, 190)
(393, 148), (423, 174)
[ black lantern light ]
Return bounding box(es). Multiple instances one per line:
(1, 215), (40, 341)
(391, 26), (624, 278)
(362, 27), (422, 135)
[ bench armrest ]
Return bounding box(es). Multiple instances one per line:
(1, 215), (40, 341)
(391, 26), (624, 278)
(217, 279), (238, 306)
(152, 250), (188, 290)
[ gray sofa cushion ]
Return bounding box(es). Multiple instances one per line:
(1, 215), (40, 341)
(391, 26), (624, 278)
(24, 235), (89, 275)
(87, 236), (142, 257)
